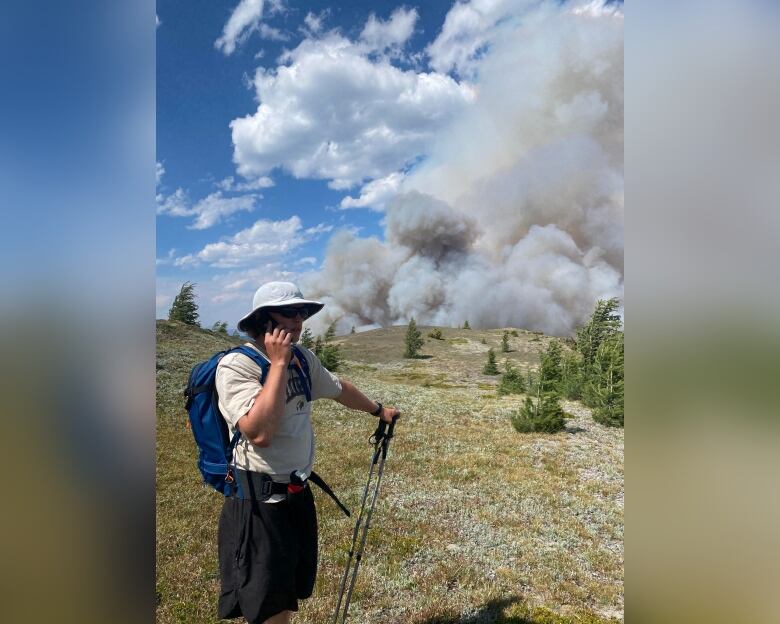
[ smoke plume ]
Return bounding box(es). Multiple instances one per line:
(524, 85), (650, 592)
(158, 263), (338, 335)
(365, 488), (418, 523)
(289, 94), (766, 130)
(303, 1), (623, 337)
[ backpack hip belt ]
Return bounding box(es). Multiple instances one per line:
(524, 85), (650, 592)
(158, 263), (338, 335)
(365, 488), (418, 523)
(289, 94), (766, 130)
(233, 468), (350, 516)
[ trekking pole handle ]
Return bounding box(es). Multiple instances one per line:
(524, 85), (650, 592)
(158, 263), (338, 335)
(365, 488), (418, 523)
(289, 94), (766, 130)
(380, 414), (399, 460)
(372, 413), (399, 441)
(386, 414), (399, 436)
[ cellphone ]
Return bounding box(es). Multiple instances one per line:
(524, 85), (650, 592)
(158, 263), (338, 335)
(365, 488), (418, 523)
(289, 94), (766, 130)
(257, 310), (279, 332)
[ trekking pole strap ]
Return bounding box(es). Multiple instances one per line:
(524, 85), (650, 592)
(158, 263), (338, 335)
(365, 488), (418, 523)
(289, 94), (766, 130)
(370, 414), (399, 461)
(309, 471), (351, 517)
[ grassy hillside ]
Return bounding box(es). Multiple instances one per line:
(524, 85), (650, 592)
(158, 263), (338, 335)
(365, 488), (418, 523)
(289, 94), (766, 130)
(156, 320), (623, 623)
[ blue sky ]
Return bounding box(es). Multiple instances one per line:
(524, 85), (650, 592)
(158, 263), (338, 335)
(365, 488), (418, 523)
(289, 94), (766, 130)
(157, 0), (624, 336)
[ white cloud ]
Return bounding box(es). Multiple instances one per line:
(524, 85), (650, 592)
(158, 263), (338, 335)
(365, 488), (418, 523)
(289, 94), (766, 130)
(359, 7), (418, 54)
(156, 14), (161, 28)
(190, 192), (257, 229)
(215, 0), (265, 56)
(295, 256), (317, 266)
(340, 171), (404, 211)
(266, 0), (286, 16)
(230, 32), (475, 188)
(157, 189), (257, 229)
(304, 223), (333, 236)
(217, 175), (274, 191)
(174, 216), (331, 268)
(156, 188), (190, 216)
(156, 248), (177, 266)
(258, 23), (288, 41)
(426, 0), (522, 78)
(156, 161), (165, 186)
(303, 11), (325, 35)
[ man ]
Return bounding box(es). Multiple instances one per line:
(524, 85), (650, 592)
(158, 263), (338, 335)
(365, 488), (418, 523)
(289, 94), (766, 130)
(215, 281), (401, 624)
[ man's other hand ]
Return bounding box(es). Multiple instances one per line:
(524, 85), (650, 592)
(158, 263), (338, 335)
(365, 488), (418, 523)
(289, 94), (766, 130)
(379, 406), (401, 424)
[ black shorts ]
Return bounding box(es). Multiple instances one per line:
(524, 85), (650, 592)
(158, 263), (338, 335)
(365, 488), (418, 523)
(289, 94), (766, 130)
(217, 486), (318, 623)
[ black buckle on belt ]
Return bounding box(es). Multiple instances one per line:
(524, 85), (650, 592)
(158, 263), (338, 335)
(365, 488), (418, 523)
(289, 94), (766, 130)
(259, 477), (273, 498)
(235, 469), (285, 501)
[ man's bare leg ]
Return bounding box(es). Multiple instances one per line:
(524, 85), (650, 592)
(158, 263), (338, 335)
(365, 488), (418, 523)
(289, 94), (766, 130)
(263, 610), (292, 624)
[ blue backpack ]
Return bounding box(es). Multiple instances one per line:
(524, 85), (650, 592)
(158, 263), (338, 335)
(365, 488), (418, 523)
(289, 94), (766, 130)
(184, 344), (312, 496)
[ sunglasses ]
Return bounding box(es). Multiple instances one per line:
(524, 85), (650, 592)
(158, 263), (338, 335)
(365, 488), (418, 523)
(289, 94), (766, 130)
(272, 306), (311, 320)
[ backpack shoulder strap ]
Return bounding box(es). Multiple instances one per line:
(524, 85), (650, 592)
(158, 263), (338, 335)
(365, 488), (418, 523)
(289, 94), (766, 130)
(291, 345), (312, 402)
(233, 345), (271, 384)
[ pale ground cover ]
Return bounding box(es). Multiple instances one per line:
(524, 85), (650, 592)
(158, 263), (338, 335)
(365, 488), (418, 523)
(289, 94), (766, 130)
(156, 321), (623, 624)
(308, 366), (624, 624)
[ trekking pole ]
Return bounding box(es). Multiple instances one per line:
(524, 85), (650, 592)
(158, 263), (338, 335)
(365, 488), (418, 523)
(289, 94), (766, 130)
(332, 415), (399, 624)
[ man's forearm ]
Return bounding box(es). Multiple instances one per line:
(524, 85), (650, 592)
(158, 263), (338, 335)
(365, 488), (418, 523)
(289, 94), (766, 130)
(237, 363), (288, 446)
(335, 379), (378, 413)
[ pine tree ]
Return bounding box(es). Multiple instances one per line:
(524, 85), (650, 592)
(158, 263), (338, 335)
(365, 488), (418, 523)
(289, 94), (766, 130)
(512, 393), (565, 433)
(318, 343), (342, 371)
(324, 322), (337, 343)
(168, 282), (200, 326)
(482, 348), (499, 375)
(576, 298), (622, 368)
(589, 332), (624, 427)
(510, 340), (566, 433)
(211, 321), (228, 335)
(573, 299), (624, 428)
(463, 320), (471, 330)
(316, 323), (342, 371)
(404, 318), (424, 359)
(300, 327), (314, 349)
(498, 360), (525, 395)
(501, 330), (511, 353)
(350, 326), (356, 334)
(559, 351), (584, 400)
(539, 340), (563, 394)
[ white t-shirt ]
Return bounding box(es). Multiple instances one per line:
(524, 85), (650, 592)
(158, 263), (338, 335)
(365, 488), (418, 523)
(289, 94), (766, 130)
(215, 342), (342, 500)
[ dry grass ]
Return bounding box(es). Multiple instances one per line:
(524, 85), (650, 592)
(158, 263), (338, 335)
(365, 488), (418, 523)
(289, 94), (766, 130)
(156, 321), (623, 623)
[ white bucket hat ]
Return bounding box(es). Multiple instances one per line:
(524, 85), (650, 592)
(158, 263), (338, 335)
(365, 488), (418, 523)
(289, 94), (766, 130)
(237, 281), (324, 331)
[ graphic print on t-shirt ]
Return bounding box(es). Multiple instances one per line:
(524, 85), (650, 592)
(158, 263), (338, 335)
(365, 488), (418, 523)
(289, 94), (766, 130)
(286, 369), (307, 407)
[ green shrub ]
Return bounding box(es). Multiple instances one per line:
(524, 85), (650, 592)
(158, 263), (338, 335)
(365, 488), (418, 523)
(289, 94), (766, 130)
(428, 328), (443, 340)
(498, 361), (525, 395)
(482, 348), (499, 375)
(560, 351), (583, 399)
(512, 395), (565, 433)
(510, 329), (519, 337)
(501, 330), (511, 352)
(581, 332), (623, 428)
(318, 343), (342, 371)
(594, 401), (623, 427)
(299, 327), (314, 349)
(315, 323), (342, 371)
(211, 321), (228, 335)
(560, 370), (584, 400)
(404, 318), (424, 358)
